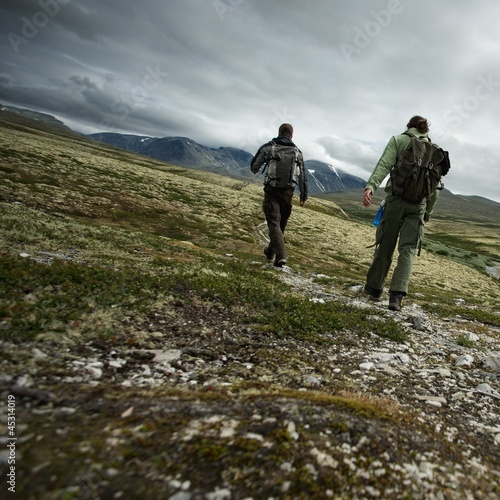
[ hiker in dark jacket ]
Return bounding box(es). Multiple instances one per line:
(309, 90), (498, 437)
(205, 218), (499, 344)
(251, 123), (308, 267)
(362, 115), (441, 311)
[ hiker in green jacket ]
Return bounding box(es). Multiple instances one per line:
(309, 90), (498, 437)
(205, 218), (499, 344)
(362, 115), (441, 311)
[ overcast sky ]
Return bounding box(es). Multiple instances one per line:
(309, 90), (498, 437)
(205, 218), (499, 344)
(1, 0), (500, 202)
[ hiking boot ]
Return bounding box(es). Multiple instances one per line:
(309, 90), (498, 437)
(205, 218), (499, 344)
(274, 258), (287, 268)
(263, 247), (275, 261)
(389, 292), (404, 311)
(364, 284), (382, 302)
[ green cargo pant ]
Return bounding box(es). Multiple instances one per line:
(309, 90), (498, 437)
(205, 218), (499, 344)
(263, 185), (294, 261)
(366, 194), (425, 295)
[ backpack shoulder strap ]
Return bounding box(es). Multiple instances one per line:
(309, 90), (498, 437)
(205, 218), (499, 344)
(261, 140), (276, 176)
(402, 131), (430, 142)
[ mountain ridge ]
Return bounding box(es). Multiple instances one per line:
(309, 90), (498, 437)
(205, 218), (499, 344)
(88, 132), (367, 195)
(2, 103), (499, 205)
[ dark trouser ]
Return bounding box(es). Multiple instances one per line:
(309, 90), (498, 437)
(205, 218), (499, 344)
(366, 195), (425, 295)
(263, 186), (294, 261)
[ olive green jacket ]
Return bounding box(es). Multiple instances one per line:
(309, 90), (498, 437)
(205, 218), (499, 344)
(365, 127), (440, 215)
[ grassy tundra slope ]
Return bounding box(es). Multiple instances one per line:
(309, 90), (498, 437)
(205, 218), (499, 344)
(0, 111), (499, 499)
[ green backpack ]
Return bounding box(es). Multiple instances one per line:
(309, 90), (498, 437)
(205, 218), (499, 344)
(390, 132), (450, 203)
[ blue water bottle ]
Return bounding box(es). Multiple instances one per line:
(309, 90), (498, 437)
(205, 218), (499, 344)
(373, 199), (386, 227)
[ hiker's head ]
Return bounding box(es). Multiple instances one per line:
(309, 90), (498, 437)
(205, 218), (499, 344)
(278, 123), (293, 138)
(407, 116), (429, 133)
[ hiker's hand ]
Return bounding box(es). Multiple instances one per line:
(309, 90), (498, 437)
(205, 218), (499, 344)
(300, 200), (307, 207)
(363, 189), (372, 207)
(423, 212), (430, 223)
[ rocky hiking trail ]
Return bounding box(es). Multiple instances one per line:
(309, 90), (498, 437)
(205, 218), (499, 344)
(1, 252), (499, 500)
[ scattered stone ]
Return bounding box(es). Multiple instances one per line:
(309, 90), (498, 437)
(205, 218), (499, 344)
(84, 362), (104, 379)
(15, 374), (33, 387)
(359, 362), (375, 371)
(367, 352), (410, 365)
(302, 375), (321, 387)
(415, 395), (447, 405)
(377, 364), (400, 376)
(108, 358), (127, 368)
(407, 314), (429, 331)
(121, 406), (134, 418)
(455, 354), (474, 367)
(475, 383), (500, 397)
(461, 330), (480, 342)
(481, 353), (500, 372)
(32, 348), (48, 359)
(430, 368), (452, 378)
(205, 488), (231, 500)
(2, 247), (500, 498)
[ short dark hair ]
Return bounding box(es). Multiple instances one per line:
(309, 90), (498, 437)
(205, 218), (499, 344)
(407, 115), (429, 133)
(278, 123), (293, 137)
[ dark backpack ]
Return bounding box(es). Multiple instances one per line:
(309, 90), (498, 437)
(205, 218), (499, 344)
(390, 132), (450, 203)
(264, 141), (300, 188)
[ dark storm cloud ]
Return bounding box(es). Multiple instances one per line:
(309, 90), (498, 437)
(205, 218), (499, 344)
(1, 0), (500, 201)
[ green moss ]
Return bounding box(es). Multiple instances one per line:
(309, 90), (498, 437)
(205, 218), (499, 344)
(423, 302), (500, 328)
(256, 296), (408, 343)
(0, 255), (167, 341)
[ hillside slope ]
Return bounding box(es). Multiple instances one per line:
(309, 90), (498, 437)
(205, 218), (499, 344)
(0, 113), (499, 498)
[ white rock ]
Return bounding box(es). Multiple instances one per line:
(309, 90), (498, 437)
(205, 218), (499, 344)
(286, 421), (299, 440)
(15, 374), (33, 387)
(245, 432), (264, 441)
(365, 486), (381, 497)
(463, 331), (480, 342)
(408, 315), (428, 330)
(152, 349), (182, 364)
(475, 383), (500, 396)
(359, 362), (375, 371)
(455, 354), (474, 367)
(310, 297), (325, 303)
(482, 353), (500, 372)
(205, 488), (231, 500)
(431, 368), (452, 377)
(368, 352), (410, 365)
(108, 359), (127, 368)
(32, 348), (47, 359)
(378, 364), (400, 376)
(415, 395), (447, 405)
(311, 447), (338, 468)
(169, 492), (191, 500)
(84, 365), (103, 379)
(303, 375), (321, 387)
(121, 406), (134, 418)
